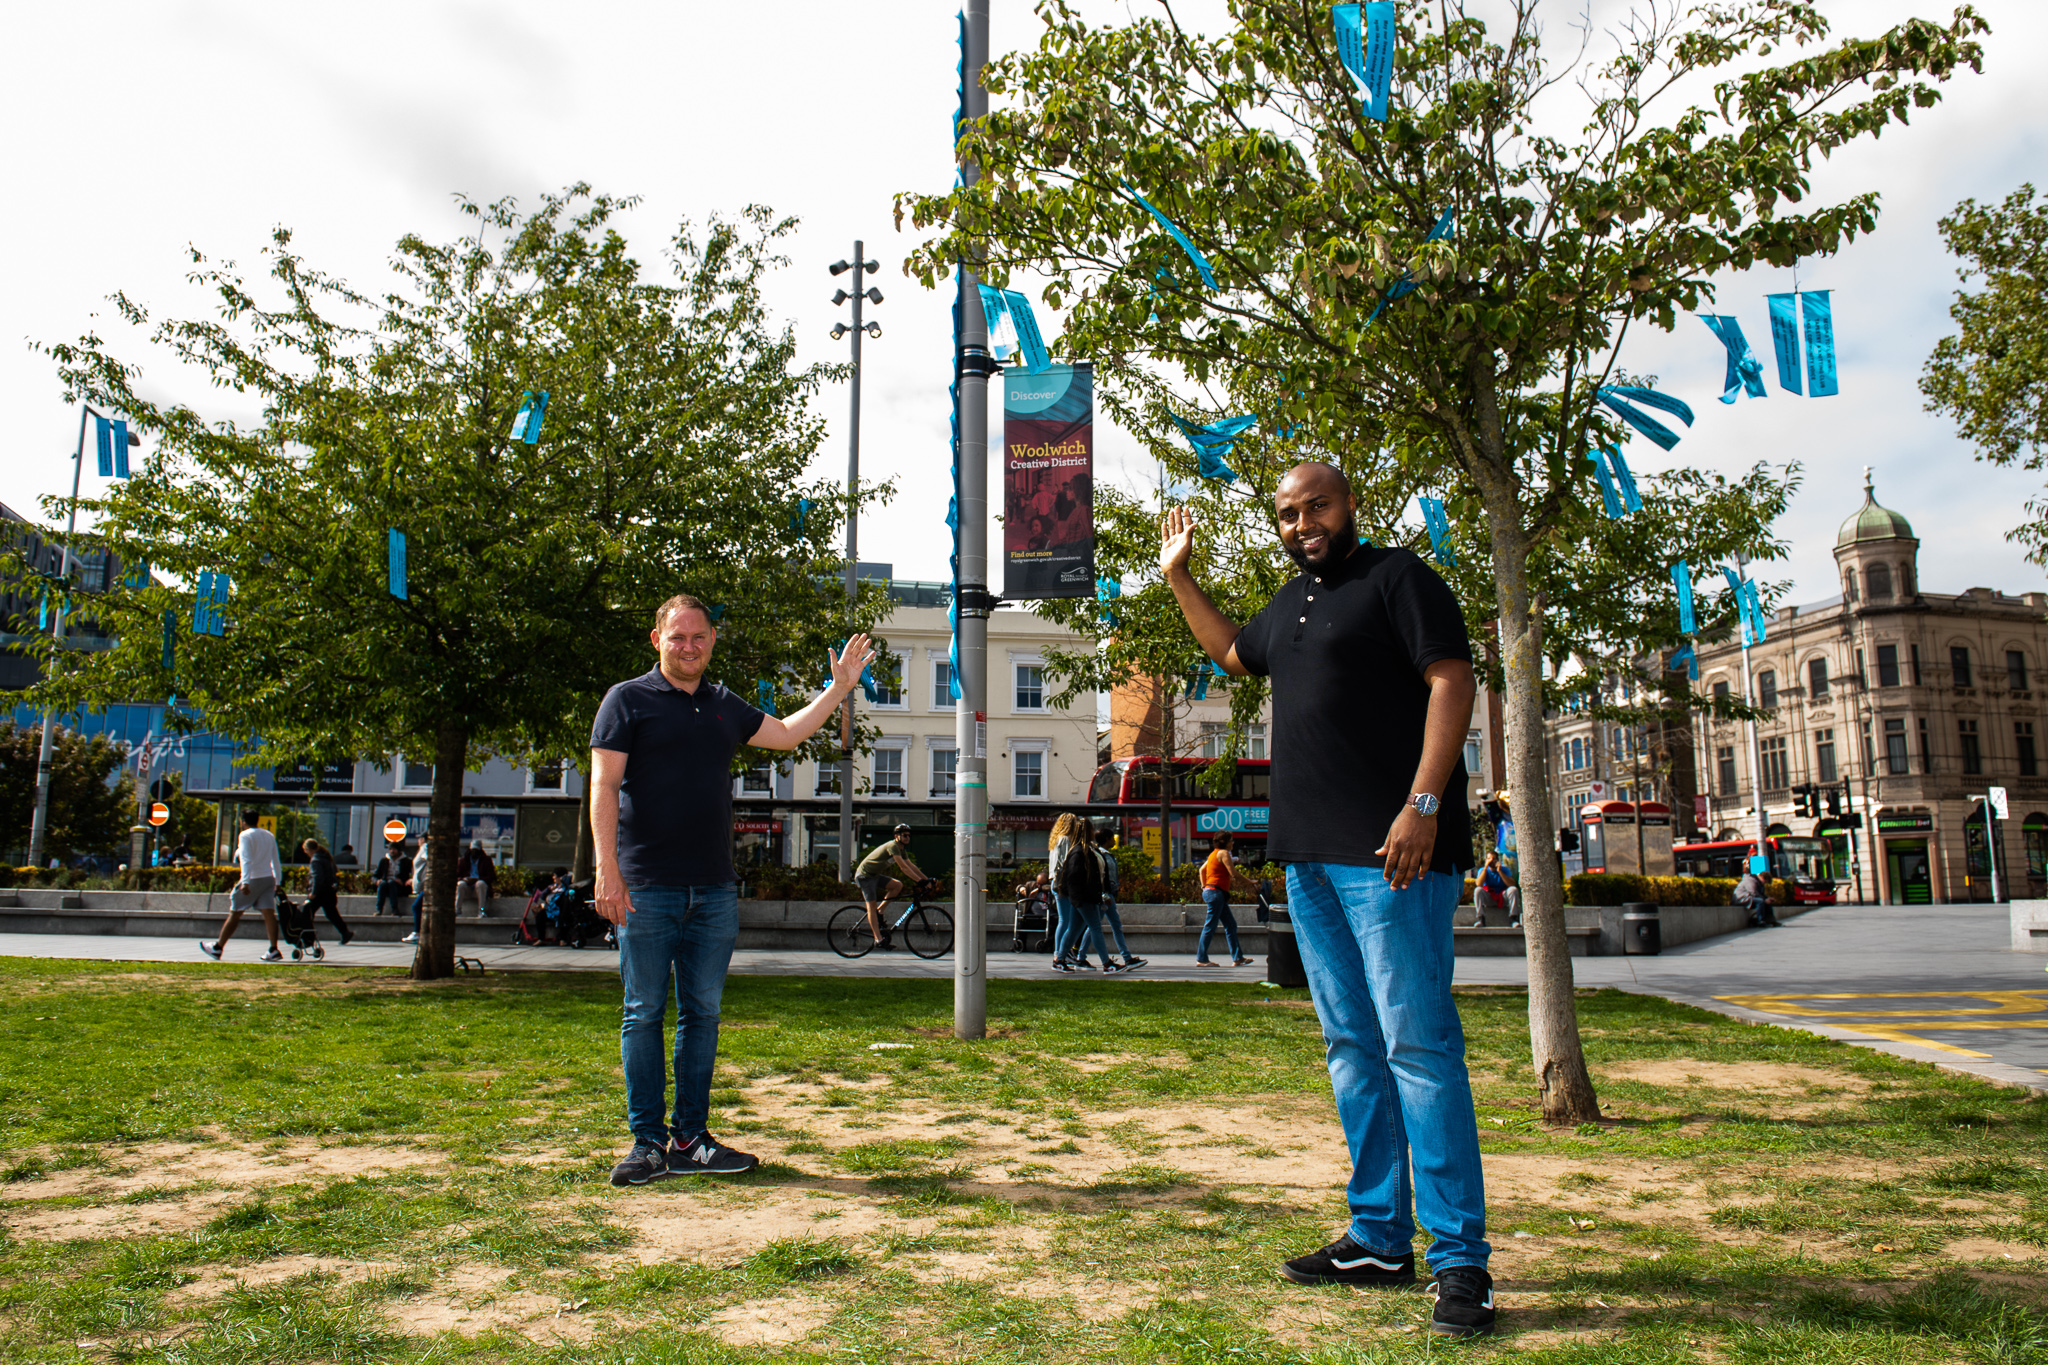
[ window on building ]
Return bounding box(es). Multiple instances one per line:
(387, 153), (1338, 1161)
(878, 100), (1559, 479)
(872, 746), (906, 796)
(1012, 748), (1044, 799)
(929, 745), (957, 798)
(1815, 730), (1837, 785)
(527, 759), (565, 793)
(1952, 646), (1973, 689)
(1247, 725), (1267, 759)
(1867, 562), (1894, 600)
(932, 659), (955, 709)
(814, 760), (842, 796)
(1960, 717), (1983, 775)
(1844, 568), (1859, 602)
(1920, 716), (1932, 774)
(2011, 651), (2030, 692)
(2021, 721), (2039, 778)
(1758, 669), (1778, 709)
(870, 664), (903, 708)
(740, 760), (774, 794)
(1884, 718), (1908, 775)
(1862, 719), (1875, 773)
(1014, 664), (1045, 710)
(1716, 745), (1738, 796)
(1808, 657), (1829, 700)
(1911, 643), (1923, 684)
(1876, 645), (1900, 688)
(1712, 680), (1730, 708)
(1760, 735), (1789, 791)
(1463, 730), (1483, 774)
(1199, 722), (1227, 759)
(399, 757), (434, 790)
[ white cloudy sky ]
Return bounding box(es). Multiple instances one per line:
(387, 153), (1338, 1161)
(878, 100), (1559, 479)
(3, 0), (2042, 608)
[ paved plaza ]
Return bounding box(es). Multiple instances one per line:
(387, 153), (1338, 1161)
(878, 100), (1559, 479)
(7, 902), (2045, 1090)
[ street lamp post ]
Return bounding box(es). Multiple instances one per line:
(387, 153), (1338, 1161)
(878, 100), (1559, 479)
(28, 407), (137, 870)
(829, 245), (882, 882)
(1731, 554), (1770, 875)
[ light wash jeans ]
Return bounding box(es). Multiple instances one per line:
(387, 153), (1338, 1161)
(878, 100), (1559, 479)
(1054, 891), (1109, 964)
(617, 883), (738, 1147)
(1285, 863), (1489, 1271)
(1197, 888), (1241, 962)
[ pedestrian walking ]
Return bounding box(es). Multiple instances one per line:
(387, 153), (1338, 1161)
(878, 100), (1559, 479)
(591, 592), (874, 1187)
(299, 838), (354, 945)
(1081, 822), (1143, 971)
(1046, 812), (1109, 971)
(456, 841), (497, 919)
(1194, 833), (1253, 966)
(200, 809), (285, 962)
(1161, 461), (1494, 1337)
(373, 843), (412, 917)
(403, 835), (432, 944)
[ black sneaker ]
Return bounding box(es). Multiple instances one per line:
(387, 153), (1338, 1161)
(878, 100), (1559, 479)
(1051, 959), (1075, 973)
(1280, 1235), (1416, 1287)
(609, 1140), (671, 1187)
(668, 1131), (758, 1175)
(261, 947), (284, 962)
(1122, 957), (1147, 970)
(1100, 960), (1126, 974)
(1430, 1265), (1497, 1337)
(198, 940), (222, 960)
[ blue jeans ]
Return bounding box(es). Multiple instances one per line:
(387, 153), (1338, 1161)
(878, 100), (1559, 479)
(1286, 863), (1489, 1271)
(617, 884), (738, 1147)
(1054, 891), (1109, 964)
(1197, 889), (1240, 962)
(1097, 900), (1131, 959)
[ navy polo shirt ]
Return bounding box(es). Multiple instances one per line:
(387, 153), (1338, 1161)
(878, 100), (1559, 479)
(590, 668), (765, 886)
(1234, 545), (1474, 873)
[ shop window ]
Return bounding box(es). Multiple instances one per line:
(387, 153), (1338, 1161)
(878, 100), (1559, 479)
(2025, 815), (2047, 884)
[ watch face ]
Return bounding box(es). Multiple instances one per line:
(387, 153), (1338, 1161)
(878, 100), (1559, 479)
(1412, 794), (1440, 816)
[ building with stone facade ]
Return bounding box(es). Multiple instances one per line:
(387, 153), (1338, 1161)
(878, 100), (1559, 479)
(1547, 474), (2048, 903)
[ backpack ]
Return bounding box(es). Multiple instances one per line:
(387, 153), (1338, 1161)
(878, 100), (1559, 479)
(1101, 848), (1121, 900)
(1056, 844), (1103, 904)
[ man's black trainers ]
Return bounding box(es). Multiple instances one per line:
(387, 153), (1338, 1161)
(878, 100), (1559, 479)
(1430, 1265), (1497, 1337)
(608, 1140), (671, 1187)
(668, 1131), (758, 1175)
(1279, 1235), (1416, 1286)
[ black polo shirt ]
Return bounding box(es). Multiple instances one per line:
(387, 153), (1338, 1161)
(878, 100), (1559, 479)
(1233, 545), (1473, 873)
(590, 669), (765, 886)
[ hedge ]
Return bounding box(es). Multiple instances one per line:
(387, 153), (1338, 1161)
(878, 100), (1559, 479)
(1564, 872), (1795, 907)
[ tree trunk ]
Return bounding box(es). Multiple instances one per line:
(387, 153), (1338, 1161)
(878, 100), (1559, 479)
(1476, 476), (1603, 1126)
(410, 722), (469, 981)
(1158, 676), (1175, 879)
(572, 759), (595, 892)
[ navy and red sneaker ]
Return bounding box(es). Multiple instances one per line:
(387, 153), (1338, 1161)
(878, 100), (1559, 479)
(668, 1131), (759, 1175)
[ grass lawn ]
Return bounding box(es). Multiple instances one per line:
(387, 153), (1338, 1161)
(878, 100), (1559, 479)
(3, 959), (2048, 1362)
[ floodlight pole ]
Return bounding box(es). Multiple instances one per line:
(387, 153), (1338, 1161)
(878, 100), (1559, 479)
(955, 0), (992, 1040)
(27, 406), (96, 870)
(838, 240), (869, 884)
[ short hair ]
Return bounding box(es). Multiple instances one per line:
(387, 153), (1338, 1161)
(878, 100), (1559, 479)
(654, 593), (715, 634)
(240, 808), (258, 828)
(1214, 832), (1234, 849)
(1279, 460), (1354, 500)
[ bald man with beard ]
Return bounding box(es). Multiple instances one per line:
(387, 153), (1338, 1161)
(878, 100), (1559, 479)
(1159, 461), (1494, 1338)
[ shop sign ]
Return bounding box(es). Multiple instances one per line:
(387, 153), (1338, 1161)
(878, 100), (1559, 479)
(1875, 812), (1935, 834)
(734, 819), (783, 834)
(1195, 806), (1270, 833)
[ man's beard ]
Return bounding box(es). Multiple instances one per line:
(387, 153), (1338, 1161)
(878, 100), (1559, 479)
(1282, 514), (1360, 572)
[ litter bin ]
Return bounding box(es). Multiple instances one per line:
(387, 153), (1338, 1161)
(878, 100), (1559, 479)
(1266, 907), (1309, 987)
(1622, 902), (1662, 955)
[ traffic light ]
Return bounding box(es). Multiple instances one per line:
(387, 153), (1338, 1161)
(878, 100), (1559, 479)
(1791, 784), (1813, 818)
(1825, 785), (1843, 818)
(1559, 825), (1581, 853)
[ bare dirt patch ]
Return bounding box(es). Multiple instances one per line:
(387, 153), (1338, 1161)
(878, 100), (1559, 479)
(4, 1188), (243, 1240)
(1948, 1238), (2046, 1263)
(703, 1293), (835, 1347)
(9, 1139), (440, 1203)
(380, 1263), (593, 1341)
(615, 1191), (938, 1266)
(1597, 1059), (1872, 1095)
(168, 1255), (397, 1304)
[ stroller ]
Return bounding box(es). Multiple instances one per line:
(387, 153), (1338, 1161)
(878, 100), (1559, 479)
(515, 879), (611, 949)
(275, 892), (324, 961)
(1010, 879), (1055, 953)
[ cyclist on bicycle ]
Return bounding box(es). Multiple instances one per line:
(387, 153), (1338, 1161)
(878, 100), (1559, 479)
(855, 825), (930, 950)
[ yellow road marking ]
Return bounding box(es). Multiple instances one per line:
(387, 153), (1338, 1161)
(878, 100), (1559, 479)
(1719, 990), (2048, 1019)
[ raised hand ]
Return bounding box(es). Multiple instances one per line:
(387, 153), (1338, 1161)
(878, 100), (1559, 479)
(830, 632), (877, 692)
(1160, 506), (1197, 577)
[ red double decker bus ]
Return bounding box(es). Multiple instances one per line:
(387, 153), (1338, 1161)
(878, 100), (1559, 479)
(1086, 756), (1274, 857)
(1671, 835), (1840, 904)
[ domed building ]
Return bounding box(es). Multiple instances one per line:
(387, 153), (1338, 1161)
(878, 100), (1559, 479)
(1546, 470), (2048, 904)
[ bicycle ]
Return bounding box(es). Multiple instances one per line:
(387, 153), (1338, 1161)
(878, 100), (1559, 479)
(829, 880), (954, 959)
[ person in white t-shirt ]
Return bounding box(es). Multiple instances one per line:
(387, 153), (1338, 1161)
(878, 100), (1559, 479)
(200, 809), (285, 961)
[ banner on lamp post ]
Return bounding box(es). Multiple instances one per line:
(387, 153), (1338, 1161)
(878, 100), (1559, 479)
(1002, 363), (1095, 599)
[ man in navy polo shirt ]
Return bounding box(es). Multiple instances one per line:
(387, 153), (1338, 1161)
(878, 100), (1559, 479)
(1160, 461), (1495, 1338)
(592, 592), (875, 1186)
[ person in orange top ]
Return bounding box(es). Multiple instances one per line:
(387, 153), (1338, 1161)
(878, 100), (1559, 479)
(1196, 833), (1252, 966)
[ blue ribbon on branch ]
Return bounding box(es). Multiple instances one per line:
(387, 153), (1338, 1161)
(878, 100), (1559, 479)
(509, 390), (550, 444)
(790, 498), (814, 532)
(1330, 2), (1397, 122)
(1095, 575), (1121, 627)
(1670, 561), (1696, 635)
(1125, 182), (1218, 291)
(1595, 385), (1694, 451)
(758, 679), (775, 713)
(1667, 643), (1698, 681)
(1699, 316), (1768, 404)
(1418, 495), (1456, 565)
(1186, 659), (1223, 701)
(1801, 291), (1839, 397)
(161, 611), (176, 671)
(386, 528), (407, 601)
(1719, 567), (1767, 645)
(976, 285), (1051, 373)
(1766, 293), (1803, 395)
(1366, 207), (1456, 325)
(1584, 449), (1642, 518)
(1169, 413), (1255, 483)
(191, 569), (229, 637)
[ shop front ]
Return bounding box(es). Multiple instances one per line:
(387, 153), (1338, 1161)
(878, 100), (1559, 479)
(1875, 809), (1937, 905)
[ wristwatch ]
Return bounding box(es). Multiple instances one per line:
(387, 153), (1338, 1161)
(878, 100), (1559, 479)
(1407, 792), (1441, 818)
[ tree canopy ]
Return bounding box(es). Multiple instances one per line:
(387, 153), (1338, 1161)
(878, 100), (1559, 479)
(904, 0), (1984, 1121)
(36, 186), (882, 975)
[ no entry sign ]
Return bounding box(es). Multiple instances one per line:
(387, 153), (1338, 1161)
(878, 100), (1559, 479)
(148, 802), (169, 827)
(384, 819), (408, 843)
